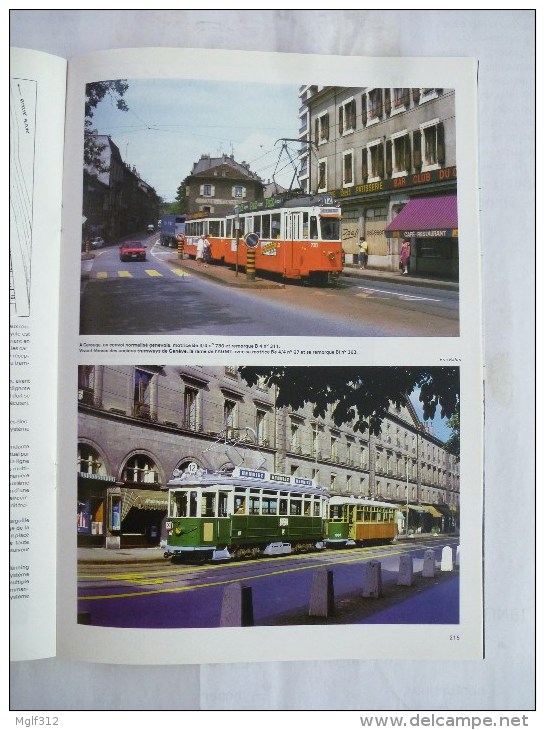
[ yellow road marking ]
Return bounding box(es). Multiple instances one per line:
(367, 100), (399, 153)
(171, 269), (192, 277)
(118, 271), (132, 277)
(145, 269), (162, 277)
(96, 272), (108, 279)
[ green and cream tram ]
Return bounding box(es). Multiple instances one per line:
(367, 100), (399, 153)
(163, 464), (329, 562)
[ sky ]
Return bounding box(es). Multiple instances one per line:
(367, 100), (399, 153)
(89, 78), (301, 201)
(409, 389), (453, 443)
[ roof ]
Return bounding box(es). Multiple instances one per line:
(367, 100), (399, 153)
(191, 154), (262, 182)
(385, 195), (458, 237)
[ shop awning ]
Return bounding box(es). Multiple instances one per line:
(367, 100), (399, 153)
(120, 488), (168, 520)
(419, 505), (444, 519)
(384, 195), (458, 238)
(399, 504), (428, 514)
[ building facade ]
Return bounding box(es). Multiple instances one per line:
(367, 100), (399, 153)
(77, 365), (459, 549)
(297, 86), (458, 278)
(183, 154), (265, 216)
(83, 135), (161, 244)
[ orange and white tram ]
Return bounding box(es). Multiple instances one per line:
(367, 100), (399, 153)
(184, 194), (343, 285)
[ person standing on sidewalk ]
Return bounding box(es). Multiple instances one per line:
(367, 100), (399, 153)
(358, 237), (368, 269)
(400, 239), (411, 275)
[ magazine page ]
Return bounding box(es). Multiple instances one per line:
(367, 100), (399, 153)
(56, 47), (482, 664)
(9, 48), (67, 660)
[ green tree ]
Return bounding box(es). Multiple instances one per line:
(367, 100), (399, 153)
(84, 80), (129, 170)
(175, 179), (189, 214)
(239, 366), (459, 437)
(444, 408), (460, 455)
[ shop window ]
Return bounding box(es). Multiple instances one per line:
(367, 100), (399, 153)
(420, 120), (445, 170)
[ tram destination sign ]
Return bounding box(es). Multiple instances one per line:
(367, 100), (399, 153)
(234, 467), (316, 488)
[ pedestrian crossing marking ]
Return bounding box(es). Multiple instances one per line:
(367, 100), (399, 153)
(96, 272), (108, 279)
(118, 271), (132, 278)
(145, 270), (162, 277)
(171, 269), (192, 278)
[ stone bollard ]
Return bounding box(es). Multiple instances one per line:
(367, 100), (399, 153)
(309, 569), (335, 618)
(441, 545), (453, 572)
(362, 560), (382, 598)
(397, 554), (414, 586)
(455, 545), (461, 567)
(422, 549), (436, 578)
(220, 582), (254, 627)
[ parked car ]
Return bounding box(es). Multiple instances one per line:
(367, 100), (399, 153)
(119, 241), (147, 262)
(91, 237), (105, 249)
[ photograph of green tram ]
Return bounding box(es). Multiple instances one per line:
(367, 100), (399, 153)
(163, 464), (397, 562)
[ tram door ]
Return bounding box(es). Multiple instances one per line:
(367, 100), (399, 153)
(346, 505), (356, 540)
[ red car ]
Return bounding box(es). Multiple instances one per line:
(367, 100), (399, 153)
(119, 241), (147, 262)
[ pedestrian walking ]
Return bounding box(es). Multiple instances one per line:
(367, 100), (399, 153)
(196, 233), (211, 267)
(358, 237), (368, 269)
(400, 239), (411, 275)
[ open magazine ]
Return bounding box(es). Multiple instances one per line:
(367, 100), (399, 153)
(10, 47), (483, 665)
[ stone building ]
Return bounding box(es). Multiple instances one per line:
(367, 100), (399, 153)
(77, 365), (459, 548)
(182, 153), (264, 216)
(297, 86), (458, 278)
(82, 135), (161, 243)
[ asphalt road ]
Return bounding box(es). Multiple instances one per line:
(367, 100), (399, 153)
(77, 537), (460, 628)
(79, 241), (459, 337)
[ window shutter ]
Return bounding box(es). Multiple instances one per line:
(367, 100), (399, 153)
(339, 107), (343, 135)
(413, 130), (422, 169)
(412, 88), (421, 104)
(199, 184), (204, 195)
(385, 140), (392, 177)
(378, 142), (385, 178)
(437, 122), (445, 165)
(210, 185), (215, 197)
(325, 113), (329, 140)
(402, 88), (410, 108)
(350, 100), (356, 129)
(378, 88), (384, 118)
(404, 135), (412, 171)
(361, 150), (368, 182)
(315, 118), (319, 144)
(361, 94), (367, 126)
(384, 89), (391, 116)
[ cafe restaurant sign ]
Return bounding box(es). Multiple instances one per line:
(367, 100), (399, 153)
(331, 166), (457, 200)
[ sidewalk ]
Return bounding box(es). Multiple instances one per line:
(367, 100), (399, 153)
(166, 254), (459, 291)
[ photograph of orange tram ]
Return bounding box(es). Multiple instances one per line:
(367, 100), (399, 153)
(182, 194), (343, 285)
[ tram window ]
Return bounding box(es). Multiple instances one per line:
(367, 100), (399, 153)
(189, 491), (198, 517)
(303, 499), (311, 516)
(310, 216), (319, 239)
(201, 493), (216, 517)
(356, 507), (364, 521)
(290, 499), (302, 515)
(209, 220), (221, 237)
(226, 219), (233, 237)
(302, 213), (309, 239)
(330, 505), (343, 520)
(262, 497), (278, 515)
(261, 215), (271, 238)
(272, 215), (281, 238)
(234, 495), (246, 514)
(249, 495), (260, 515)
(320, 217), (340, 241)
(218, 492), (228, 517)
(377, 511), (382, 521)
(313, 501), (321, 517)
(279, 499), (288, 515)
(171, 492), (186, 517)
